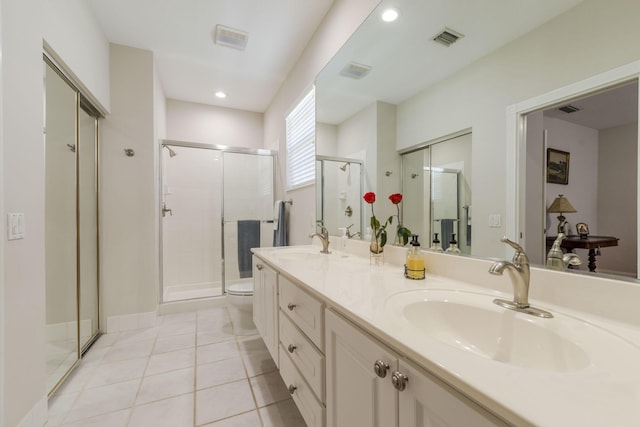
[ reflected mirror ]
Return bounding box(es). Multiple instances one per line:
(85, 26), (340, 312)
(401, 132), (472, 254)
(520, 81), (638, 277)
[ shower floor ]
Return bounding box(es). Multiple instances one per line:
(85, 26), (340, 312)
(163, 278), (253, 302)
(163, 282), (223, 302)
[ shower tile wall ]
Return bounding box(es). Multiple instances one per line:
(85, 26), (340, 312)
(163, 148), (222, 294)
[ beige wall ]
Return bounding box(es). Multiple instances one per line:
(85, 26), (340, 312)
(264, 0), (379, 244)
(100, 44), (159, 325)
(166, 99), (263, 147)
(396, 0), (640, 258)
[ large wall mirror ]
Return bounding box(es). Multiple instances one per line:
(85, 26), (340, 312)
(315, 0), (640, 284)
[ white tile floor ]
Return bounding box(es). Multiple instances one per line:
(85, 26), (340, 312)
(46, 305), (306, 427)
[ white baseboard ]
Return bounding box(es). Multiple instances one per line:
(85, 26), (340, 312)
(16, 396), (47, 427)
(158, 296), (227, 316)
(105, 311), (158, 333)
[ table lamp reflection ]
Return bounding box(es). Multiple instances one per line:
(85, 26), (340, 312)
(547, 194), (577, 234)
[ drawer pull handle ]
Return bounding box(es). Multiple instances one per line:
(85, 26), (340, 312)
(288, 384), (297, 395)
(256, 264), (264, 270)
(391, 371), (409, 392)
(287, 303), (297, 311)
(287, 344), (297, 353)
(373, 360), (389, 378)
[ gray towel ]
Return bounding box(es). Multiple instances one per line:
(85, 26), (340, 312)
(273, 201), (287, 247)
(237, 220), (260, 278)
(440, 219), (456, 250)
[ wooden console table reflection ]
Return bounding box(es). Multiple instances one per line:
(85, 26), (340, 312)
(546, 235), (619, 272)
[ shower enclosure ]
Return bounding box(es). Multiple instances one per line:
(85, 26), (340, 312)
(160, 141), (275, 302)
(316, 156), (364, 237)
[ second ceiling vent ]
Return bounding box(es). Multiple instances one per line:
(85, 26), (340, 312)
(432, 27), (464, 47)
(215, 25), (249, 50)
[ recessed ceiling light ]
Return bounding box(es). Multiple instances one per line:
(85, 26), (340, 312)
(381, 8), (399, 22)
(215, 91), (227, 99)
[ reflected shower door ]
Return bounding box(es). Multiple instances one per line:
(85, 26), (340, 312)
(162, 145), (223, 301)
(222, 152), (274, 288)
(316, 157), (363, 237)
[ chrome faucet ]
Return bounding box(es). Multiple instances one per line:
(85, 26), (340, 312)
(310, 224), (330, 254)
(346, 224), (361, 239)
(489, 237), (553, 318)
(546, 233), (582, 270)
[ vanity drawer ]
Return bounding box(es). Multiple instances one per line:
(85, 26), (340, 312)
(279, 276), (324, 350)
(280, 311), (325, 401)
(279, 345), (326, 427)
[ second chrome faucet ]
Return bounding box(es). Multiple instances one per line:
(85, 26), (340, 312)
(489, 237), (553, 318)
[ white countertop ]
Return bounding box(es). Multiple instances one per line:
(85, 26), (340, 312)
(252, 244), (640, 427)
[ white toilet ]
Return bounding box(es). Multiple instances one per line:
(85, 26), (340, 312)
(226, 280), (256, 334)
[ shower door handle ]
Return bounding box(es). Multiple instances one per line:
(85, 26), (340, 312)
(162, 202), (173, 217)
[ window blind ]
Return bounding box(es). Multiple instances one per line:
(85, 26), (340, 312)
(286, 88), (315, 190)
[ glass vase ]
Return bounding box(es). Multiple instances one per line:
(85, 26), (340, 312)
(370, 231), (384, 265)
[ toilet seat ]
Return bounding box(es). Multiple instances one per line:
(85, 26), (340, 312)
(226, 281), (253, 296)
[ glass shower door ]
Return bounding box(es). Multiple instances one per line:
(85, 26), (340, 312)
(161, 145), (223, 301)
(222, 152), (274, 289)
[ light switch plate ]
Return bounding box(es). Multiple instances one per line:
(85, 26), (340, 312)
(489, 213), (502, 228)
(7, 213), (25, 240)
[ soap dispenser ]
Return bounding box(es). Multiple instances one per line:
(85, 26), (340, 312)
(338, 227), (348, 257)
(405, 234), (425, 280)
(430, 233), (444, 253)
(445, 233), (461, 254)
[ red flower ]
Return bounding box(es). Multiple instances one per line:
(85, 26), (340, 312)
(388, 193), (403, 205)
(363, 192), (376, 204)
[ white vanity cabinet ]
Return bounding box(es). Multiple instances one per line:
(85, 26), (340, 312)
(252, 257), (279, 366)
(326, 309), (508, 427)
(278, 275), (326, 427)
(325, 309), (397, 427)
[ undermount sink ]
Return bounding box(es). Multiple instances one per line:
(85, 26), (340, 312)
(272, 248), (328, 261)
(385, 289), (636, 373)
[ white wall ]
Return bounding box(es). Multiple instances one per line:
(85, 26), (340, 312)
(100, 44), (158, 325)
(0, 0), (109, 423)
(1, 0), (47, 425)
(264, 0), (379, 245)
(336, 103), (376, 192)
(598, 122), (638, 276)
(316, 122), (337, 156)
(544, 117), (599, 235)
(43, 0), (110, 112)
(166, 99), (263, 147)
(395, 0), (640, 257)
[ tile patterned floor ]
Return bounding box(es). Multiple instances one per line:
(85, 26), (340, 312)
(46, 306), (306, 426)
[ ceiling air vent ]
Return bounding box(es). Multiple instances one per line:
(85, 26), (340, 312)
(340, 62), (372, 79)
(558, 104), (581, 114)
(214, 25), (249, 50)
(432, 28), (464, 47)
